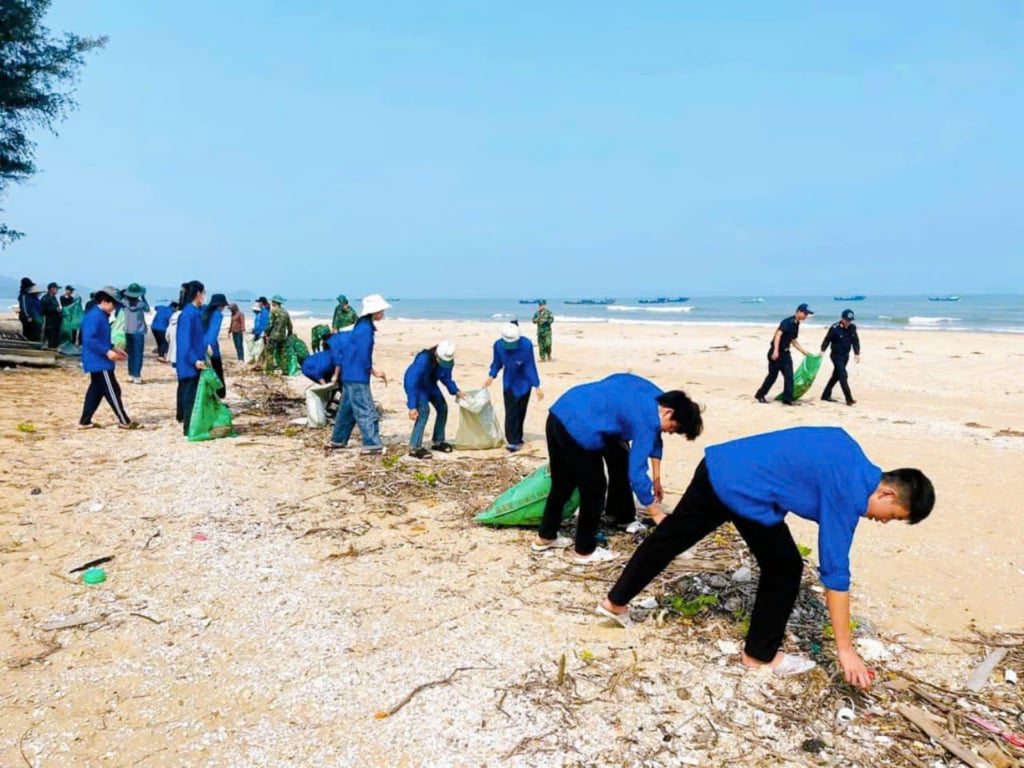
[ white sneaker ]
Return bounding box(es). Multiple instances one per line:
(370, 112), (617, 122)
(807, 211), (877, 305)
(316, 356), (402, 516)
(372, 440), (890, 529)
(572, 547), (618, 565)
(531, 536), (573, 553)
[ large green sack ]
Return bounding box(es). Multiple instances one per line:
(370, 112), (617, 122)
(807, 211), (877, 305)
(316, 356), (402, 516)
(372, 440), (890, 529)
(776, 354), (823, 401)
(285, 335), (310, 376)
(59, 297), (83, 345)
(187, 368), (235, 441)
(475, 464), (580, 527)
(110, 308), (126, 348)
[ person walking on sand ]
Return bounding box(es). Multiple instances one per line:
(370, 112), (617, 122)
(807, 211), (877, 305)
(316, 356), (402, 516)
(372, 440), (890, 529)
(484, 322), (543, 452)
(122, 283), (150, 384)
(330, 294), (390, 454)
(175, 281), (208, 436)
(403, 340), (463, 459)
(227, 303), (246, 361)
(532, 299), (554, 361)
(79, 287), (136, 429)
(332, 294), (357, 331)
(203, 293), (229, 398)
(532, 374), (704, 565)
(263, 295), (293, 374)
(754, 302), (815, 405)
(821, 309), (861, 406)
(598, 426), (934, 689)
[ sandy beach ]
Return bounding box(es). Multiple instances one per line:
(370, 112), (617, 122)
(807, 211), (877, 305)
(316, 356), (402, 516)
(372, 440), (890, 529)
(2, 318), (1023, 767)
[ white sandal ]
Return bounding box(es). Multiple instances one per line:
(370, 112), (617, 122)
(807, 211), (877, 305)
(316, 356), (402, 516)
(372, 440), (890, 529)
(530, 536), (572, 553)
(595, 603), (632, 628)
(772, 653), (817, 676)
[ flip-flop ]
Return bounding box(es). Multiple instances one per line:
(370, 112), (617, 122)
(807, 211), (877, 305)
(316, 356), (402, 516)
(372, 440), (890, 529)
(77, 423), (98, 430)
(530, 536), (572, 553)
(117, 422), (143, 430)
(595, 604), (632, 628)
(771, 653), (817, 676)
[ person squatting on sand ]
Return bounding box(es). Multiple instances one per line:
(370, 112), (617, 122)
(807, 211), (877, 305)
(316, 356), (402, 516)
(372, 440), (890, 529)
(755, 302), (815, 405)
(599, 426), (935, 689)
(78, 287), (135, 429)
(532, 374), (704, 564)
(483, 321), (543, 452)
(175, 281), (208, 437)
(330, 294), (390, 454)
(403, 340), (463, 459)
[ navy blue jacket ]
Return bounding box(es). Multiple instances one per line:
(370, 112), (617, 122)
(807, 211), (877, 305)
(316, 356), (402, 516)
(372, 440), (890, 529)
(403, 350), (459, 409)
(488, 337), (540, 397)
(80, 306), (115, 373)
(176, 303), (206, 380)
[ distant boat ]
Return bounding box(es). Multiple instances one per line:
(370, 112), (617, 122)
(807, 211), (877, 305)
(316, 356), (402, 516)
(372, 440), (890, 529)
(385, 297), (401, 302)
(518, 298), (542, 304)
(834, 295), (866, 301)
(637, 297), (689, 304)
(739, 297), (765, 304)
(564, 298), (615, 305)
(928, 296), (960, 302)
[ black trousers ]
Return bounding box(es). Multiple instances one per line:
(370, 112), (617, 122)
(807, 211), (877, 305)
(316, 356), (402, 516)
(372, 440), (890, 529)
(210, 355), (226, 398)
(822, 354), (853, 403)
(503, 389), (530, 446)
(176, 376), (200, 436)
(755, 349), (794, 402)
(20, 318), (42, 343)
(43, 315), (61, 348)
(80, 370), (131, 426)
(602, 439), (636, 525)
(608, 460), (803, 663)
(153, 329), (168, 357)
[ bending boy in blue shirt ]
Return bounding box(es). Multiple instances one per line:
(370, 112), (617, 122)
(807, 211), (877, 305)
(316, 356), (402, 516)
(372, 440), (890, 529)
(599, 427), (934, 689)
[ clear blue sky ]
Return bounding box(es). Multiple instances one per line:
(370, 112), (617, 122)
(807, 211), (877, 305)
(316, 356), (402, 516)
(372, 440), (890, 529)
(3, 1), (1022, 298)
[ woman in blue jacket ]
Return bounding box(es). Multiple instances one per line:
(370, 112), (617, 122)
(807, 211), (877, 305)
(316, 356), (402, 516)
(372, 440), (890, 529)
(79, 287), (134, 429)
(403, 340), (462, 459)
(175, 281), (208, 436)
(330, 294), (390, 453)
(252, 296), (270, 339)
(203, 293), (229, 398)
(483, 322), (543, 452)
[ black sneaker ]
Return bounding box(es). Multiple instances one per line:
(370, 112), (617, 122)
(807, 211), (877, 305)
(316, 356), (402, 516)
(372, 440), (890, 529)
(431, 441), (454, 453)
(846, 399), (857, 406)
(755, 394), (768, 404)
(821, 395), (834, 402)
(409, 447), (432, 459)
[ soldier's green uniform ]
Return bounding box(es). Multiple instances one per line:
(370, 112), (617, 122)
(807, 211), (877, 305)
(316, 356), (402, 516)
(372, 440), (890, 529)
(311, 323), (331, 352)
(265, 296), (293, 373)
(332, 294), (358, 331)
(532, 302), (554, 361)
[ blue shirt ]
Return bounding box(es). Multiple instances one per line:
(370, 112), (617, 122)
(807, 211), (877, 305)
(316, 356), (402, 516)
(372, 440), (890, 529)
(342, 317), (375, 384)
(80, 306), (114, 373)
(704, 426), (882, 592)
(403, 349), (459, 409)
(326, 330), (349, 375)
(488, 337), (540, 397)
(152, 305), (174, 332)
(551, 373), (665, 506)
(203, 308), (223, 358)
(301, 350), (336, 382)
(175, 303), (206, 380)
(253, 307), (269, 337)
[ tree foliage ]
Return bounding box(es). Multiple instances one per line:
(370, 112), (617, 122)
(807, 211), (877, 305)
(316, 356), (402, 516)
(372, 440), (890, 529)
(0, 0), (106, 245)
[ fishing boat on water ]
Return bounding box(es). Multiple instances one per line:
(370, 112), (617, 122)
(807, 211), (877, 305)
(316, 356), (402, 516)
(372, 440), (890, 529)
(739, 297), (765, 304)
(928, 296), (961, 302)
(637, 297), (689, 304)
(518, 299), (542, 304)
(834, 295), (866, 301)
(564, 298), (615, 305)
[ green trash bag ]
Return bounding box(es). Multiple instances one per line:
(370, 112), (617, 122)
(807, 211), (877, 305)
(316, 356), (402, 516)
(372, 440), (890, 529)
(285, 335), (310, 376)
(310, 324), (331, 352)
(110, 307), (126, 349)
(59, 297), (83, 345)
(187, 368), (235, 442)
(776, 354), (823, 401)
(475, 464), (580, 527)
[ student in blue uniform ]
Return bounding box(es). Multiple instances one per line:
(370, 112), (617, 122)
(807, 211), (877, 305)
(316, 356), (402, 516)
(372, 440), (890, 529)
(79, 287), (135, 429)
(483, 321), (543, 451)
(532, 374), (703, 564)
(202, 293), (228, 398)
(599, 426), (934, 689)
(151, 301), (176, 362)
(820, 309), (861, 405)
(301, 348), (339, 385)
(252, 296), (270, 339)
(330, 294), (390, 454)
(175, 281), (208, 436)
(754, 303), (814, 405)
(403, 340), (462, 459)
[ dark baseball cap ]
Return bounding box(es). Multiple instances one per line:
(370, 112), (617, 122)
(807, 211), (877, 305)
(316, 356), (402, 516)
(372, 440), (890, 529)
(842, 309), (855, 321)
(796, 303), (814, 315)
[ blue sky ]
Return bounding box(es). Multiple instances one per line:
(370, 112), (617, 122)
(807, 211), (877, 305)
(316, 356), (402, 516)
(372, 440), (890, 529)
(3, 1), (1022, 298)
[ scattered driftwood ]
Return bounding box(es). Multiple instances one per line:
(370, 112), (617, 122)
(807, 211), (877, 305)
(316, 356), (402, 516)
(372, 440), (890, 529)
(967, 648), (1009, 691)
(381, 665), (487, 717)
(897, 703), (992, 768)
(68, 555), (114, 574)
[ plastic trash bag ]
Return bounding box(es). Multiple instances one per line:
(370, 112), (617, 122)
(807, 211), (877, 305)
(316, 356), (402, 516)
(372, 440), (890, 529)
(110, 308), (126, 349)
(305, 381), (336, 428)
(243, 335), (264, 365)
(455, 388), (504, 449)
(59, 297), (83, 346)
(187, 368), (234, 442)
(776, 354), (823, 401)
(475, 464), (580, 526)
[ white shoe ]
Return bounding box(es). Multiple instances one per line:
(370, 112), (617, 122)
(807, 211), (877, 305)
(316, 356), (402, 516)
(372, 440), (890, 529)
(531, 536), (572, 553)
(572, 547), (618, 565)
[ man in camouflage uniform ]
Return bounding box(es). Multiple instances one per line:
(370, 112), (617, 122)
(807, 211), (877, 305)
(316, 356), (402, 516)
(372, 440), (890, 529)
(532, 299), (554, 361)
(264, 295), (293, 373)
(311, 323), (331, 352)
(332, 294), (357, 331)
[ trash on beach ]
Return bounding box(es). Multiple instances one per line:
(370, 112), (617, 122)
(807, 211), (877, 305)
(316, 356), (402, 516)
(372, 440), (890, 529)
(82, 568), (107, 585)
(69, 555), (114, 574)
(474, 464), (579, 526)
(454, 388), (504, 450)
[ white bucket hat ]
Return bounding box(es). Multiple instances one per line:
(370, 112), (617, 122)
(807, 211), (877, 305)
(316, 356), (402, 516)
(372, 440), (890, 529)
(360, 294), (391, 316)
(500, 322), (521, 346)
(436, 340), (456, 362)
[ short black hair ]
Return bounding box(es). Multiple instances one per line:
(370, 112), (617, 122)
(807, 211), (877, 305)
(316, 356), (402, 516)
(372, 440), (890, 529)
(881, 468), (935, 524)
(656, 390), (704, 440)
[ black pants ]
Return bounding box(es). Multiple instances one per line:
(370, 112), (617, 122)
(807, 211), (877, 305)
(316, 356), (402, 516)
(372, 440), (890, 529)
(80, 370), (131, 426)
(20, 318), (42, 343)
(608, 460), (803, 663)
(538, 415), (607, 555)
(822, 354), (853, 403)
(177, 376), (200, 436)
(43, 315), (61, 348)
(153, 329), (168, 357)
(755, 349), (794, 402)
(503, 389), (530, 446)
(602, 439), (636, 525)
(210, 355), (226, 398)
